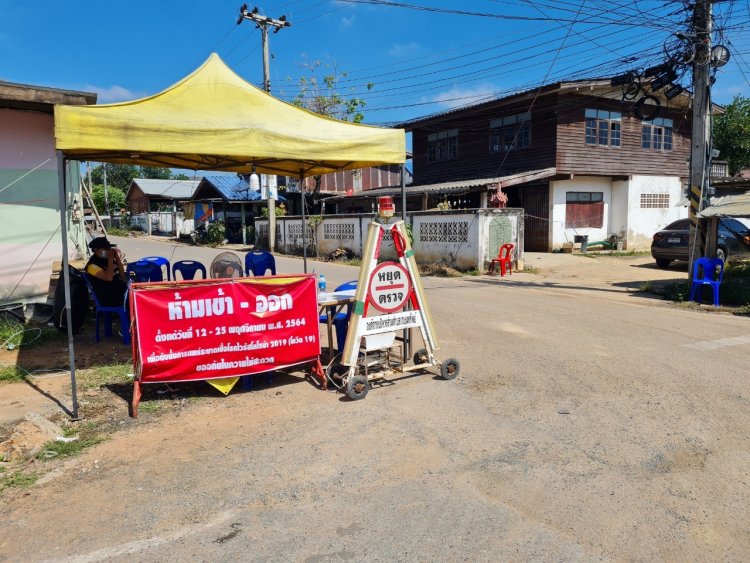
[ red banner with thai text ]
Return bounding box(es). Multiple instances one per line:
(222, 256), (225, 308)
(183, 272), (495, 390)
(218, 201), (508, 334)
(131, 275), (319, 383)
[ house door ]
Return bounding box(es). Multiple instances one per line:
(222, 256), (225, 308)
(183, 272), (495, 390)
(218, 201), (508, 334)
(522, 184), (549, 252)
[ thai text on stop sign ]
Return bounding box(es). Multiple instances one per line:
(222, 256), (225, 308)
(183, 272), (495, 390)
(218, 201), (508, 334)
(369, 262), (411, 312)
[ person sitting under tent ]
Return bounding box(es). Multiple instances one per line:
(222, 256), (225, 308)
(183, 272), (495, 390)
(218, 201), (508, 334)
(85, 237), (128, 307)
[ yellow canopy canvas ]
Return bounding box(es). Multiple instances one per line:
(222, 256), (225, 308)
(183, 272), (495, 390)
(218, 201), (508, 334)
(54, 53), (405, 176)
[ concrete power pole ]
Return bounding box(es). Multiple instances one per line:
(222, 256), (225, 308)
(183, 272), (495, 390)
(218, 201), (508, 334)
(237, 4), (291, 253)
(688, 0), (713, 275)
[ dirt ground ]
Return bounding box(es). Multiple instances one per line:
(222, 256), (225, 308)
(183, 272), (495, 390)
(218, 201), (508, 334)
(1, 251), (749, 561)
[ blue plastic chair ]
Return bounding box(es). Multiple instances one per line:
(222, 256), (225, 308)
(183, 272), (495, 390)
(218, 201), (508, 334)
(140, 256), (171, 280)
(244, 250), (276, 276)
(126, 260), (163, 283)
(319, 280), (357, 354)
(172, 260), (207, 281)
(82, 273), (131, 345)
(688, 257), (724, 306)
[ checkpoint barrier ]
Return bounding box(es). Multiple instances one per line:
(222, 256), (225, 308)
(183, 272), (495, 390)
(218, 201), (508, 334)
(129, 274), (322, 416)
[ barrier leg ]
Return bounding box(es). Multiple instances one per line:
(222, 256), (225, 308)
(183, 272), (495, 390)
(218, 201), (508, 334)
(131, 379), (142, 418)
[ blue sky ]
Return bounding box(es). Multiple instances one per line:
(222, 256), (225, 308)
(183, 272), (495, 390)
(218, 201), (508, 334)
(1, 0), (748, 129)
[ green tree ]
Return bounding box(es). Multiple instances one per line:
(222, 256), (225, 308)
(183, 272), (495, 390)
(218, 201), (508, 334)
(289, 60), (371, 123)
(89, 164), (138, 191)
(139, 166), (172, 180)
(288, 61), (371, 197)
(89, 163), (189, 190)
(714, 95), (750, 176)
(90, 184), (126, 215)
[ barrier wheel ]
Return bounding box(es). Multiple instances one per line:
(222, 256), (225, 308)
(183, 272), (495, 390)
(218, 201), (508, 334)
(413, 348), (429, 365)
(440, 358), (460, 380)
(326, 362), (349, 390)
(346, 374), (369, 400)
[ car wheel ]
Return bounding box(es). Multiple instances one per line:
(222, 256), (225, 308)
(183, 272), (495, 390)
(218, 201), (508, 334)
(655, 258), (672, 268)
(716, 247), (727, 263)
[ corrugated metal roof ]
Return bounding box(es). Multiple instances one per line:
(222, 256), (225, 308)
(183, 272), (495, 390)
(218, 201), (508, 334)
(202, 175), (261, 202)
(131, 178), (202, 198)
(325, 168), (557, 200)
(699, 191), (750, 218)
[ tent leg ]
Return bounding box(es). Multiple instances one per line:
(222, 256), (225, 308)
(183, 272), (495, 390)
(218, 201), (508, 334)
(300, 172), (307, 273)
(57, 150), (79, 420)
(241, 202), (247, 246)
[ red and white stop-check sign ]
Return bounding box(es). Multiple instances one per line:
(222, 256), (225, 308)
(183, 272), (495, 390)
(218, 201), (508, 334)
(368, 261), (411, 313)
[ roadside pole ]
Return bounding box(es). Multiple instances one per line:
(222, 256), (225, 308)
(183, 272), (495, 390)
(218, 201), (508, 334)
(237, 5), (291, 254)
(688, 0), (712, 276)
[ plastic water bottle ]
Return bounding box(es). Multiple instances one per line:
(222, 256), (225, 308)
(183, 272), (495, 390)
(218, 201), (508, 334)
(318, 273), (327, 300)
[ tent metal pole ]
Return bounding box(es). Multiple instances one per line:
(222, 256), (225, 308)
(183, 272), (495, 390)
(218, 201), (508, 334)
(56, 150), (79, 420)
(300, 172), (307, 273)
(241, 202), (247, 246)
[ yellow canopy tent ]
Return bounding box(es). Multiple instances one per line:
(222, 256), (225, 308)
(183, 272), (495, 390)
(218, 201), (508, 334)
(53, 53), (405, 417)
(55, 53), (404, 176)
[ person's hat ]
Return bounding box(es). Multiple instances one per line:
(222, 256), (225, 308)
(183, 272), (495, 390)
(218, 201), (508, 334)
(88, 237), (116, 250)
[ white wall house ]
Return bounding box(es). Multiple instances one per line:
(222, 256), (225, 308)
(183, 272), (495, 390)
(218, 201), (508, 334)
(0, 81), (95, 305)
(549, 175), (687, 249)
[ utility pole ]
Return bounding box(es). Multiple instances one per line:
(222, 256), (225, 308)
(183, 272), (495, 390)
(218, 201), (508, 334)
(688, 0), (712, 275)
(237, 4), (291, 253)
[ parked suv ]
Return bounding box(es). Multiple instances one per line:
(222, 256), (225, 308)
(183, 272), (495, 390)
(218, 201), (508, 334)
(651, 217), (750, 268)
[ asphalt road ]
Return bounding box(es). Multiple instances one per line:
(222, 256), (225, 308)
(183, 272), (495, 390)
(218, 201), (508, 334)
(2, 236), (749, 561)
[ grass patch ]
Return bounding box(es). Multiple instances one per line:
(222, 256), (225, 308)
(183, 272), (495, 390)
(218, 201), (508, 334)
(0, 317), (63, 350)
(638, 281), (653, 292)
(0, 363), (27, 383)
(342, 258), (362, 267)
(418, 263), (463, 277)
(138, 400), (162, 414)
(661, 281), (690, 302)
(107, 227), (144, 237)
(37, 435), (105, 461)
(522, 266), (539, 274)
(78, 362), (132, 390)
(38, 419), (108, 461)
(0, 471), (37, 493)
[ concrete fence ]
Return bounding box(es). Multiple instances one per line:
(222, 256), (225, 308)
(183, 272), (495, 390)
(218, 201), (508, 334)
(255, 208), (524, 270)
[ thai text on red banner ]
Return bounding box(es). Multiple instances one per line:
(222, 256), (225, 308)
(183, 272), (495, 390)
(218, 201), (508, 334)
(131, 275), (319, 383)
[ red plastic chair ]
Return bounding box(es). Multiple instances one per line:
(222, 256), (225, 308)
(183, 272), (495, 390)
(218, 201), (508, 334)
(489, 243), (515, 276)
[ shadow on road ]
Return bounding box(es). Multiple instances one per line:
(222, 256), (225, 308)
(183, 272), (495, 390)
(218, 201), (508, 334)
(463, 275), (679, 301)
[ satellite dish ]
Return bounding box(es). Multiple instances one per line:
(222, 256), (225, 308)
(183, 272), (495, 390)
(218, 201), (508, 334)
(210, 252), (243, 279)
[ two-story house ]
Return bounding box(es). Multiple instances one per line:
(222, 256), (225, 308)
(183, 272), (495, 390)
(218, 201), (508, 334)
(398, 79), (694, 251)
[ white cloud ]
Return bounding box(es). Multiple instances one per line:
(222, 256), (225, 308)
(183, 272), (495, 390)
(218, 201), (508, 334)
(432, 84), (497, 109)
(340, 14), (356, 28)
(389, 42), (420, 58)
(85, 84), (141, 103)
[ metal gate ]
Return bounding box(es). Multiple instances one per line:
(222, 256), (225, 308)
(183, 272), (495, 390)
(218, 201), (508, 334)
(149, 212), (174, 236)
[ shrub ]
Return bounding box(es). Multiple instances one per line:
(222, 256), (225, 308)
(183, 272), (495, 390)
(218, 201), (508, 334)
(206, 222), (226, 247)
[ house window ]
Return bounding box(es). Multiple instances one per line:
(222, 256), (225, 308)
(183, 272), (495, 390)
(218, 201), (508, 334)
(642, 118), (673, 150)
(427, 129), (459, 162)
(565, 191), (604, 228)
(640, 193), (670, 208)
(490, 112), (531, 152)
(585, 109), (621, 147)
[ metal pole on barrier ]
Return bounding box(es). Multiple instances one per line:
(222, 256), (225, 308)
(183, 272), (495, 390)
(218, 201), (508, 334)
(56, 150), (79, 420)
(300, 171), (307, 273)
